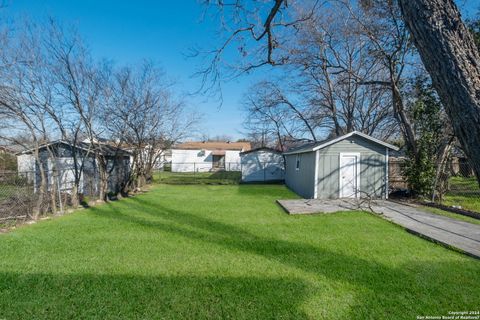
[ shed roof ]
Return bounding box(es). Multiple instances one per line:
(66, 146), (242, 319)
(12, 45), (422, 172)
(18, 140), (131, 157)
(240, 147), (282, 155)
(173, 141), (251, 151)
(283, 131), (399, 155)
(0, 146), (19, 154)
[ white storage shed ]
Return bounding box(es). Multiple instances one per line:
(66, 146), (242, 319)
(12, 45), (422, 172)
(240, 147), (284, 182)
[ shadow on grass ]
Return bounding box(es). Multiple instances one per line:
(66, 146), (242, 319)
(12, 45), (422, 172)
(235, 184), (293, 197)
(154, 171), (241, 185)
(0, 273), (308, 319)
(86, 196), (480, 318)
(208, 171), (241, 180)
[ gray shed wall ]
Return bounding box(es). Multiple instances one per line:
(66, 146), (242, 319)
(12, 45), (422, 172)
(316, 136), (387, 199)
(284, 152), (316, 198)
(17, 143), (130, 195)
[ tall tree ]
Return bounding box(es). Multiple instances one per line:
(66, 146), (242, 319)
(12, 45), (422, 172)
(397, 0), (480, 184)
(402, 75), (453, 197)
(292, 3), (397, 138)
(203, 0), (480, 186)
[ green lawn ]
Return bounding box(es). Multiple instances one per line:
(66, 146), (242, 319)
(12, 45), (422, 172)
(449, 176), (479, 190)
(442, 195), (480, 213)
(154, 170), (241, 185)
(442, 176), (480, 212)
(422, 206), (480, 225)
(0, 184), (479, 319)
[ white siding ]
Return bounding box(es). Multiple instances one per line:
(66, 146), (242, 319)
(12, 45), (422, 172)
(225, 150), (241, 171)
(17, 154), (35, 173)
(172, 149), (243, 172)
(172, 149), (212, 172)
(17, 154), (36, 183)
(241, 150), (284, 182)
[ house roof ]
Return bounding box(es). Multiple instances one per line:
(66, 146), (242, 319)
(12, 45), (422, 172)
(173, 141), (252, 151)
(240, 147), (282, 155)
(17, 140), (131, 157)
(283, 131), (399, 155)
(91, 142), (132, 157)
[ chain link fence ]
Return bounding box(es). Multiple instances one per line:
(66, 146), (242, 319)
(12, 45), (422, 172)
(0, 171), (36, 224)
(436, 159), (480, 213)
(0, 166), (131, 226)
(154, 161), (285, 185)
(389, 157), (480, 214)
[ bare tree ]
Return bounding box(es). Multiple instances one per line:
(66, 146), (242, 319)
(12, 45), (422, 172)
(37, 20), (103, 205)
(0, 20), (58, 218)
(241, 2), (397, 145)
(293, 4), (397, 138)
(0, 14), (198, 219)
(202, 134), (234, 142)
(2, 19), (124, 208)
(101, 62), (197, 190)
(243, 80), (315, 150)
(202, 0), (480, 185)
(195, 0), (320, 95)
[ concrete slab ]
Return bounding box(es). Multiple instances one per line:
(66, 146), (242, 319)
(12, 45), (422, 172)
(277, 198), (372, 214)
(277, 199), (480, 259)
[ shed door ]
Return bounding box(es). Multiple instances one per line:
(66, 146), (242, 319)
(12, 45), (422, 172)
(340, 154), (359, 198)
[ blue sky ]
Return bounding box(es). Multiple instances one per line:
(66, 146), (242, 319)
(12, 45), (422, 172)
(4, 0), (255, 140)
(4, 1), (478, 141)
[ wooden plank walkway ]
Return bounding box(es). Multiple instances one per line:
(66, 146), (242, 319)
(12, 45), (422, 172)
(277, 199), (480, 259)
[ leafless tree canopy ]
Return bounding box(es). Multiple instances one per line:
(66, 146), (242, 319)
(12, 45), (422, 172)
(195, 1), (321, 93)
(201, 0), (480, 185)
(101, 62), (198, 188)
(0, 18), (197, 214)
(240, 1), (408, 148)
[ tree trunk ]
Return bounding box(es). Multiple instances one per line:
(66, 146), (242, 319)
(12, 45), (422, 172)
(390, 76), (417, 157)
(398, 0), (480, 185)
(32, 149), (47, 220)
(99, 172), (108, 202)
(432, 137), (454, 201)
(33, 165), (47, 220)
(71, 185), (79, 208)
(50, 172), (57, 215)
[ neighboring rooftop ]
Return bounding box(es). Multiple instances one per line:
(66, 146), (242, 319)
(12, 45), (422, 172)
(173, 141), (252, 151)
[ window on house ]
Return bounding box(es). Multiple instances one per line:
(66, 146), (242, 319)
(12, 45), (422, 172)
(295, 155), (300, 171)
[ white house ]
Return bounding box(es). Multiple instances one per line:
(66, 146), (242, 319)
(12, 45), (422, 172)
(127, 145), (172, 170)
(171, 141), (251, 172)
(240, 147), (285, 182)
